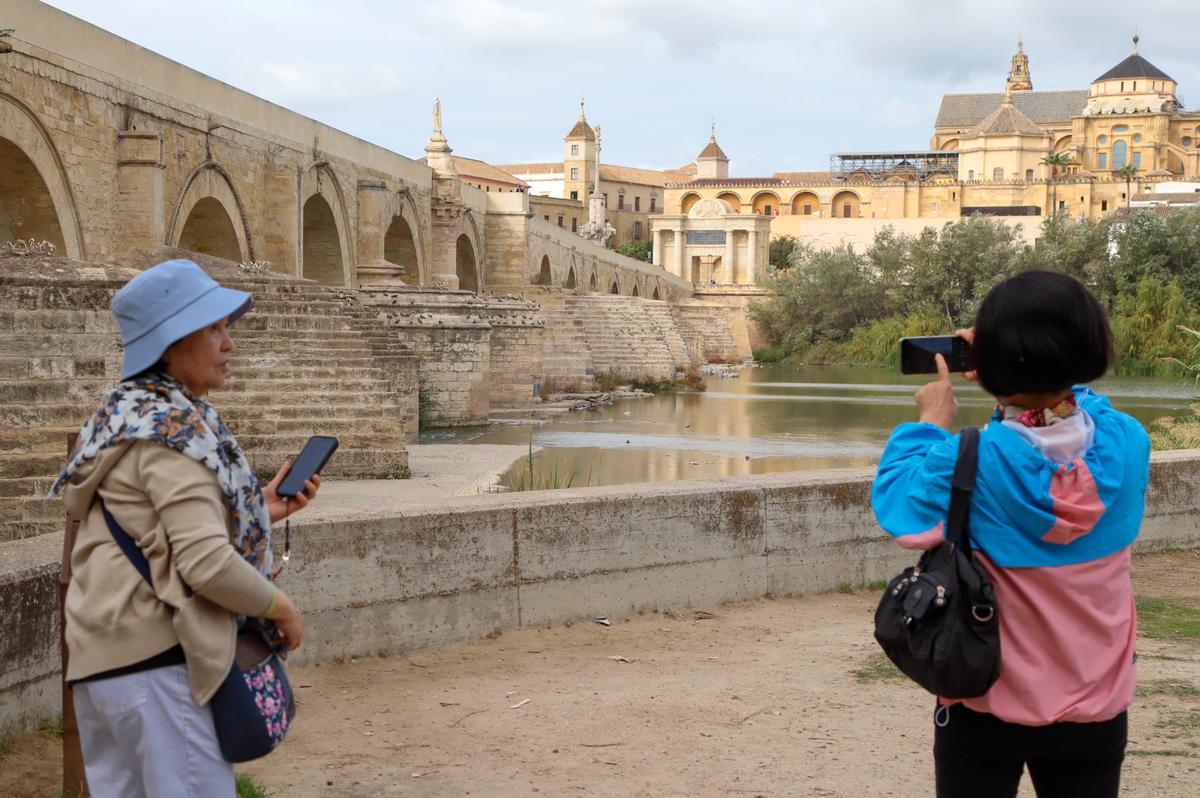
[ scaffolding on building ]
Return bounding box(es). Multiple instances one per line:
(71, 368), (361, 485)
(829, 151), (958, 181)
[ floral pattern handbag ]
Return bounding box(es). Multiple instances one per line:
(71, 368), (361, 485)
(209, 619), (296, 762)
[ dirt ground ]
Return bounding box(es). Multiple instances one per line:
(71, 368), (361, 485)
(5, 550), (1198, 797)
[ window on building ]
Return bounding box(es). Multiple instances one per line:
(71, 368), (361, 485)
(634, 221), (642, 240)
(1112, 125), (1129, 134)
(570, 168), (579, 180)
(1059, 200), (1065, 209)
(993, 167), (1004, 181)
(1133, 81), (1137, 91)
(803, 204), (813, 215)
(1098, 135), (1108, 145)
(1097, 152), (1108, 169)
(544, 215), (550, 221)
(765, 206), (774, 215)
(650, 197), (657, 212)
(571, 217), (578, 232)
(1120, 81), (1125, 92)
(634, 196), (641, 212)
(570, 190), (578, 200)
(1112, 140), (1128, 169)
(618, 194), (625, 210)
(1132, 151), (1142, 169)
(1183, 137), (1194, 147)
(1133, 133), (1143, 143)
(571, 144), (579, 156)
(968, 170), (974, 180)
(1026, 169), (1034, 181)
(603, 193), (608, 205)
(1101, 200), (1108, 211)
(557, 216), (563, 227)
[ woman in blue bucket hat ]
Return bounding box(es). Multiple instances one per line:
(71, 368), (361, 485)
(51, 259), (319, 796)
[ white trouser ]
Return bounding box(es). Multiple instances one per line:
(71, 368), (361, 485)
(73, 663), (234, 798)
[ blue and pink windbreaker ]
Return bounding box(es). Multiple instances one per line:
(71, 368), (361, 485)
(872, 386), (1150, 726)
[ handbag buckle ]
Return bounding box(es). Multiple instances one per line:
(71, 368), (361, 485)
(971, 604), (995, 623)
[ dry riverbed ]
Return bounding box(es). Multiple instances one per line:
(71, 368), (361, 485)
(4, 550), (1199, 797)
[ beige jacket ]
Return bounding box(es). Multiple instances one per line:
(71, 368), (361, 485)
(63, 440), (275, 704)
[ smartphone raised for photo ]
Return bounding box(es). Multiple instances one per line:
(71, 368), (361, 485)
(899, 336), (970, 375)
(277, 435), (339, 497)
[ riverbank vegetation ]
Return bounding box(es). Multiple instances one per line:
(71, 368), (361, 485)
(752, 209), (1200, 376)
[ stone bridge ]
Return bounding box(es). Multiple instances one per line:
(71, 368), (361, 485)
(0, 0), (687, 300)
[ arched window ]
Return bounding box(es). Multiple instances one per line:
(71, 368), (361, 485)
(1112, 140), (1128, 169)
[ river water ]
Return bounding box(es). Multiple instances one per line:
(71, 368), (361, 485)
(421, 366), (1197, 489)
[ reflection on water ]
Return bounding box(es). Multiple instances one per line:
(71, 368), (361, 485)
(422, 365), (1196, 489)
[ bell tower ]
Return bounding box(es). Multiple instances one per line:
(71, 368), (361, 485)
(1007, 39), (1033, 92)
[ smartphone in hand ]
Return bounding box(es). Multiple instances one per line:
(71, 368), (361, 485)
(900, 336), (970, 375)
(277, 435), (339, 497)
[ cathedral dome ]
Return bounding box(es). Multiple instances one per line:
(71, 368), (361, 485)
(1094, 39), (1173, 82)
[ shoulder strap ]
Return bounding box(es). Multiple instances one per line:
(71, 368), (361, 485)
(947, 427), (980, 551)
(98, 498), (153, 587)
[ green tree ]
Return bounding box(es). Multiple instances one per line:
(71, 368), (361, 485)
(906, 216), (1023, 326)
(1109, 278), (1200, 374)
(616, 241), (651, 262)
(1117, 163), (1138, 208)
(1016, 213), (1114, 300)
(1040, 152), (1073, 212)
(769, 235), (802, 270)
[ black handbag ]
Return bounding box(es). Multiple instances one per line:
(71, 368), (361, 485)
(98, 500), (296, 762)
(873, 426), (1002, 699)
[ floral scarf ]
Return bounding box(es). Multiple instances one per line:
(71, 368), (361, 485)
(995, 394), (1079, 429)
(50, 372), (273, 578)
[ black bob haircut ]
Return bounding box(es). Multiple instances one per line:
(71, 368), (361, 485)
(971, 271), (1113, 398)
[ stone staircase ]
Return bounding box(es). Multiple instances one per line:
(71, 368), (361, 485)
(538, 292), (693, 385)
(0, 252), (415, 543)
(537, 292), (596, 392)
(671, 303), (745, 363)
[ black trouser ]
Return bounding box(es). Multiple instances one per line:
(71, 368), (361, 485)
(934, 703), (1127, 798)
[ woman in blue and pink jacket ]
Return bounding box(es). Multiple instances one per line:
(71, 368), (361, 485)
(872, 271), (1149, 798)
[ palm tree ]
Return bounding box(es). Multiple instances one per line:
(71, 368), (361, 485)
(1117, 163), (1138, 209)
(1040, 152), (1072, 215)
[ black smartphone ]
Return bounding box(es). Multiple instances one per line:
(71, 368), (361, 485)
(277, 435), (339, 497)
(899, 336), (970, 375)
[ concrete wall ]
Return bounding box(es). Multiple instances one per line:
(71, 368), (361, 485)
(5, 451), (1200, 728)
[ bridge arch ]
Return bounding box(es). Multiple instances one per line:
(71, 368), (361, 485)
(454, 210), (483, 291)
(652, 284), (661, 300)
(167, 161), (252, 263)
(383, 189), (424, 283)
(534, 254), (552, 285)
(589, 271), (598, 291)
(0, 91), (83, 258)
(300, 162), (353, 286)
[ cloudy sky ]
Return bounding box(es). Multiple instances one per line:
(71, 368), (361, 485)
(41, 0), (1200, 176)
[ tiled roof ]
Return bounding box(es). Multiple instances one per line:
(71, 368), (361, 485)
(698, 138), (728, 159)
(684, 178), (783, 187)
(771, 171), (835, 181)
(600, 163), (695, 187)
(442, 156), (527, 187)
(496, 162), (564, 176)
(566, 120), (595, 140)
(965, 94), (1048, 137)
(1096, 54), (1173, 82)
(1132, 192), (1200, 202)
(936, 89), (1088, 128)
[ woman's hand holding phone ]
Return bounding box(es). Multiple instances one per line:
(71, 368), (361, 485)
(263, 459), (321, 524)
(915, 353), (960, 430)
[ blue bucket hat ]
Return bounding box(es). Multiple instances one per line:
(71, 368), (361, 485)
(112, 259), (253, 380)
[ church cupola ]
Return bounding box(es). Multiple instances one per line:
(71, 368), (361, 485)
(695, 123), (729, 179)
(1085, 36), (1178, 116)
(1007, 39), (1033, 92)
